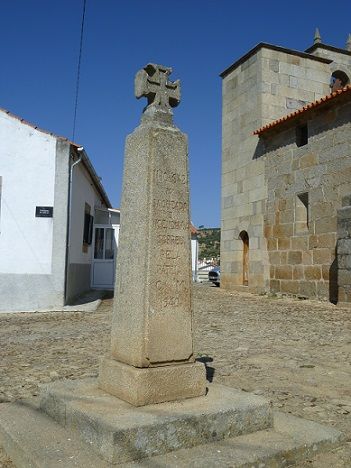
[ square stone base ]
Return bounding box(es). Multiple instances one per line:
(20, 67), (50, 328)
(39, 378), (273, 464)
(98, 357), (206, 406)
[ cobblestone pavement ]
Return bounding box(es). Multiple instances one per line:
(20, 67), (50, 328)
(0, 284), (350, 467)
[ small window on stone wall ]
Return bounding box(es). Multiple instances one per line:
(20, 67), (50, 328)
(296, 124), (308, 147)
(330, 70), (349, 93)
(295, 192), (309, 233)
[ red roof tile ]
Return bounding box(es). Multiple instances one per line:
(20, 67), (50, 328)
(190, 223), (198, 235)
(253, 84), (351, 136)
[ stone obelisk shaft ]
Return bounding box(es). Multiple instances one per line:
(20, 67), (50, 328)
(110, 124), (193, 367)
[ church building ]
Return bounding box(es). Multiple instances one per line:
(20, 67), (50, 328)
(220, 32), (351, 303)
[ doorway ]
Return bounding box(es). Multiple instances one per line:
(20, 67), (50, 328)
(91, 226), (118, 289)
(91, 208), (120, 289)
(239, 231), (249, 286)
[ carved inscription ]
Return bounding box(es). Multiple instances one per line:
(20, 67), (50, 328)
(155, 278), (190, 308)
(153, 199), (187, 212)
(153, 218), (188, 230)
(149, 147), (191, 314)
(157, 234), (185, 245)
(153, 168), (186, 185)
(155, 235), (190, 309)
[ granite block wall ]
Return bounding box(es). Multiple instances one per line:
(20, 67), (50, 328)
(337, 195), (351, 304)
(263, 99), (351, 301)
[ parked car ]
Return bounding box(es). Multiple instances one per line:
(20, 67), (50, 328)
(208, 266), (220, 287)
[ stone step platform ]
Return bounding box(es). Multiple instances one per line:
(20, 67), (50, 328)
(125, 413), (344, 467)
(0, 381), (343, 467)
(0, 402), (343, 467)
(38, 380), (272, 463)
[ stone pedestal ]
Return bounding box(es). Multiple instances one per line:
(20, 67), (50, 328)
(99, 359), (205, 406)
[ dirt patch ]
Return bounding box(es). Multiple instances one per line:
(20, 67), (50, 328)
(0, 284), (350, 466)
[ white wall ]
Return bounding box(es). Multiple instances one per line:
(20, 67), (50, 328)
(69, 162), (106, 264)
(0, 112), (56, 275)
(191, 238), (198, 280)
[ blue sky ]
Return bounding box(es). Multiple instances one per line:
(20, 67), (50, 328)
(1, 1), (350, 227)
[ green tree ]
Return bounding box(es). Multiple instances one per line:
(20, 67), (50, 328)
(197, 228), (220, 261)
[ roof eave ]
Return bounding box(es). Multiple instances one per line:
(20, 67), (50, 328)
(253, 85), (351, 136)
(71, 145), (112, 209)
(220, 42), (332, 79)
(305, 43), (351, 57)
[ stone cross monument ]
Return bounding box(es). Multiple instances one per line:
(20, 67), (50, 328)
(99, 63), (206, 406)
(0, 63), (336, 468)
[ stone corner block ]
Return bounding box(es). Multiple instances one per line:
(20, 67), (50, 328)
(98, 357), (207, 406)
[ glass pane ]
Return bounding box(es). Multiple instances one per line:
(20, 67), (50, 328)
(94, 228), (104, 259)
(95, 209), (109, 224)
(110, 212), (120, 224)
(105, 228), (115, 259)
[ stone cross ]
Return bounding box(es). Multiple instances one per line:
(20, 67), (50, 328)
(135, 63), (181, 111)
(99, 63), (205, 406)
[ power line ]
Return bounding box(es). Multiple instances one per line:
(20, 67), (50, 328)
(72, 0), (87, 141)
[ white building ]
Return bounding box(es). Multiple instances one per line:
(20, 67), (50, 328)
(0, 108), (119, 312)
(190, 224), (199, 281)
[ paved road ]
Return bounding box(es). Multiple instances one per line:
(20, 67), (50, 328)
(0, 284), (350, 466)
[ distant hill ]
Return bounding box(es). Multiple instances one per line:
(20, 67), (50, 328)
(197, 228), (220, 261)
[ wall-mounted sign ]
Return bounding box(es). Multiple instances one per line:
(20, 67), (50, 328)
(35, 206), (53, 218)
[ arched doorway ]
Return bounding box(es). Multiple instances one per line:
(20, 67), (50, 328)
(239, 231), (249, 286)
